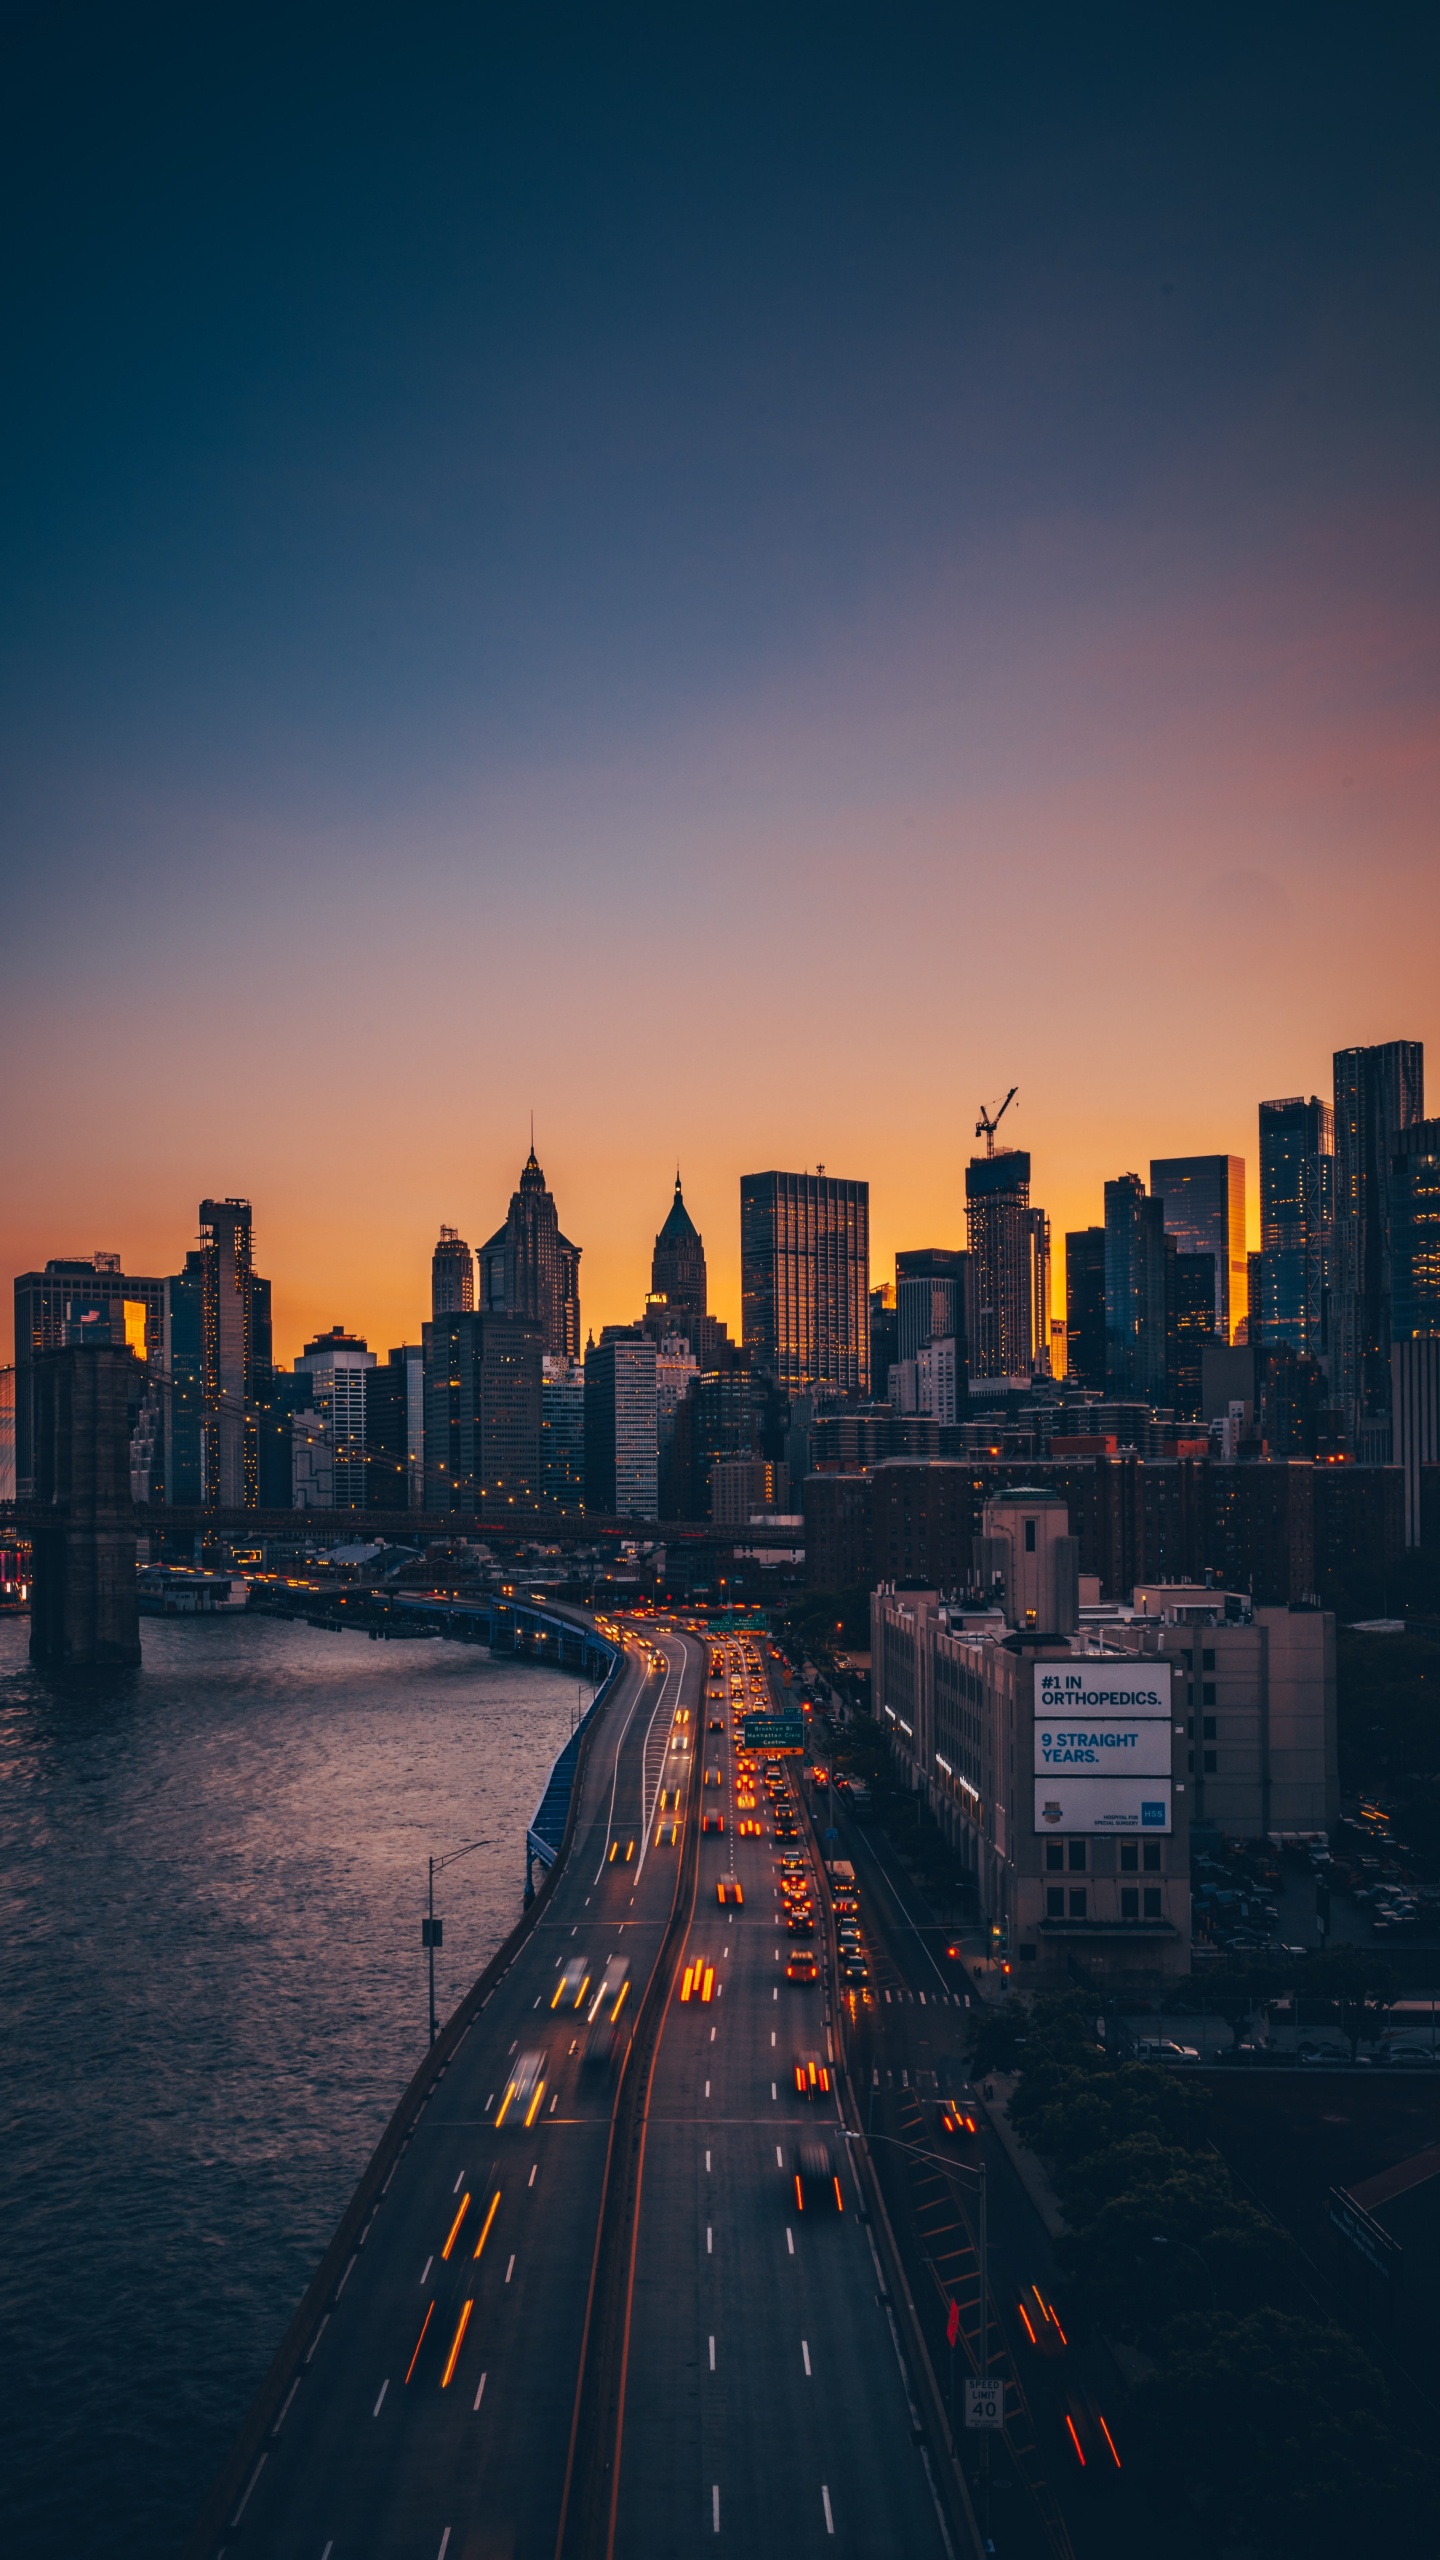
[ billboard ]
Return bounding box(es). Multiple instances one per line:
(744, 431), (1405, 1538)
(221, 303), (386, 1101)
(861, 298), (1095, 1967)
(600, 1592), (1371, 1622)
(1033, 1778), (1172, 1834)
(1035, 1716), (1172, 1777)
(1033, 1661), (1173, 1834)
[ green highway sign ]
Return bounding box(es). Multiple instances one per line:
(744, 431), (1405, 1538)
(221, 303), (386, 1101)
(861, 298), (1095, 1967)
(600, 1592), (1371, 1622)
(742, 1710), (805, 1752)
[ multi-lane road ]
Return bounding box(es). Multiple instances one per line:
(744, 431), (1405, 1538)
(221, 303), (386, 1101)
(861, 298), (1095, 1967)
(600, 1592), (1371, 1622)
(198, 1621), (967, 2560)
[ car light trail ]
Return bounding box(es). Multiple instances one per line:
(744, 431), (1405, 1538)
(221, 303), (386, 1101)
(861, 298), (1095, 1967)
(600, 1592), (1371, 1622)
(440, 2302), (473, 2388)
(472, 2191), (501, 2259)
(1064, 2414), (1086, 2466)
(404, 2302), (435, 2385)
(523, 2079), (546, 2128)
(1098, 2414), (1122, 2468)
(441, 2194), (470, 2259)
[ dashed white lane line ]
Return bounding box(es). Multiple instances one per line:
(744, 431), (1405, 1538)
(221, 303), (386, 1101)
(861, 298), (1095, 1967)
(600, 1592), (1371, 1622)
(453, 2168), (466, 2194)
(272, 2378), (300, 2433)
(474, 2372), (487, 2411)
(438, 2530), (452, 2559)
(822, 2485), (835, 2535)
(712, 2485), (721, 2533)
(322, 2543), (334, 2558)
(484, 2093), (494, 2110)
(706, 2151), (711, 2171)
(705, 2080), (711, 2097)
(528, 2164), (538, 2187)
(786, 2228), (795, 2255)
(505, 2255), (516, 2283)
(420, 2257), (433, 2284)
(709, 2334), (716, 2369)
(706, 2226), (713, 2253)
(710, 2027), (716, 2042)
(373, 2379), (389, 2416)
(802, 2340), (811, 2375)
(771, 2082), (777, 2100)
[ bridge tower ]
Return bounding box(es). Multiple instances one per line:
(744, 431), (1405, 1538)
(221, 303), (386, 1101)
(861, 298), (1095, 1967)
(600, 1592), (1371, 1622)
(28, 1340), (142, 1670)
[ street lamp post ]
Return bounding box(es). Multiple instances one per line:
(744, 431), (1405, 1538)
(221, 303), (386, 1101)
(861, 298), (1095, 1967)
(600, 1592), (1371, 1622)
(423, 1833), (490, 2044)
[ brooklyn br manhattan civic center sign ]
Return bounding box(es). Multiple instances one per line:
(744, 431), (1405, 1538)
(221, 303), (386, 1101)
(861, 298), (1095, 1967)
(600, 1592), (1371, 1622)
(1032, 1661), (1173, 1834)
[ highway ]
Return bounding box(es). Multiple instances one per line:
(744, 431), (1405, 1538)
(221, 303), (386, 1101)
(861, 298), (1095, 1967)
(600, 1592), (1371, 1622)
(612, 1636), (956, 2560)
(196, 1621), (978, 2560)
(205, 1626), (697, 2560)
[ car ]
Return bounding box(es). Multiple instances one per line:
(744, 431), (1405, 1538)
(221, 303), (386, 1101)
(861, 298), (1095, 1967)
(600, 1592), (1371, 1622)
(1017, 2285), (1067, 2358)
(786, 1950), (819, 1982)
(793, 2140), (844, 2213)
(1133, 2038), (1199, 2061)
(737, 1818), (764, 1837)
(717, 1878), (743, 1906)
(551, 1957), (592, 2011)
(701, 1810), (725, 1834)
(840, 1958), (869, 1984)
(708, 1716), (725, 1732)
(787, 1911), (815, 1937)
(794, 2054), (832, 2098)
(704, 1767), (722, 1788)
(655, 1818), (680, 1847)
(940, 2100), (979, 2138)
(1298, 2039), (1349, 2063)
(496, 2049), (546, 2127)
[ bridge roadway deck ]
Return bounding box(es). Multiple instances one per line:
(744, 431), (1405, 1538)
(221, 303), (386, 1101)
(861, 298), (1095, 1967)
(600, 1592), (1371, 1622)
(612, 1693), (954, 2559)
(212, 1629), (698, 2560)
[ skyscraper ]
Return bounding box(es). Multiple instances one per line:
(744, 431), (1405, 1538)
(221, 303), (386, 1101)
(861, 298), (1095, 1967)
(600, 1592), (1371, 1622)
(1149, 1155), (1246, 1343)
(479, 1147), (582, 1360)
(431, 1227), (475, 1316)
(964, 1153), (1047, 1379)
(1332, 1040), (1425, 1452)
(423, 1311), (543, 1511)
(366, 1346), (425, 1510)
(293, 1326), (376, 1509)
(1255, 1097), (1333, 1359)
(584, 1329), (659, 1518)
(1064, 1228), (1106, 1392)
(541, 1354), (586, 1516)
(650, 1174), (707, 1327)
(740, 1170), (869, 1398)
(1391, 1119), (1440, 1343)
(199, 1199), (272, 1509)
(1104, 1174), (1172, 1401)
(13, 1252), (164, 1499)
(869, 1284), (898, 1401)
(1170, 1253), (1218, 1420)
(894, 1247), (968, 1368)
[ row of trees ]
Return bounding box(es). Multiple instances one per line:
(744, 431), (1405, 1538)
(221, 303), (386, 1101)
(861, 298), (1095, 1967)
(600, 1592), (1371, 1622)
(974, 1992), (1429, 2559)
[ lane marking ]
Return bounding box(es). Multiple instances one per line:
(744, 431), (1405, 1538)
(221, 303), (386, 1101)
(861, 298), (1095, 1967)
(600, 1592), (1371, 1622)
(272, 2379), (299, 2434)
(420, 2257), (433, 2284)
(770, 2031), (776, 2047)
(505, 2255), (516, 2283)
(529, 2165), (538, 2188)
(712, 2485), (720, 2534)
(822, 2485), (834, 2535)
(705, 2080), (710, 2097)
(373, 2378), (389, 2416)
(802, 2339), (811, 2374)
(709, 2334), (716, 2369)
(438, 2532), (452, 2559)
(786, 2228), (795, 2255)
(453, 2168), (466, 2193)
(229, 2455), (266, 2526)
(706, 2226), (713, 2253)
(775, 2145), (783, 2165)
(771, 2083), (777, 2100)
(305, 2315), (329, 2363)
(474, 2371), (487, 2410)
(322, 2544), (334, 2558)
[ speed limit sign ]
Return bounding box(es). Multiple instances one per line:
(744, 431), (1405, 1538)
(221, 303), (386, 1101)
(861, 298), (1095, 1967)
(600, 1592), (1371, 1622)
(965, 2377), (1004, 2431)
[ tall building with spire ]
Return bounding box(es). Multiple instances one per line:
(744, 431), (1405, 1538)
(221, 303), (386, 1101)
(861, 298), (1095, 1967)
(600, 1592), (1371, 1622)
(478, 1145), (582, 1361)
(651, 1173), (707, 1326)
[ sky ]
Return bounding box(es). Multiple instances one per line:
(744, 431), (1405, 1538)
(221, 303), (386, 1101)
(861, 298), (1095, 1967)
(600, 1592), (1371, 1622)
(2, 1), (1438, 1363)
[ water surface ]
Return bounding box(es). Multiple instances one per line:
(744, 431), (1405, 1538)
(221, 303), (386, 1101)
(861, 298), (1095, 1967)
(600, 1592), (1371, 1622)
(0, 1612), (581, 2557)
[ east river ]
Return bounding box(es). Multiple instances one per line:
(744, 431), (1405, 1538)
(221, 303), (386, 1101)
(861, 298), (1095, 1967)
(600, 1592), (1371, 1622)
(0, 1610), (584, 2559)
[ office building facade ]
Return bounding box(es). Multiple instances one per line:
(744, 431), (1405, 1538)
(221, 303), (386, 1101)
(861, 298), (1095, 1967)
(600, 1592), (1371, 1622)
(895, 1247), (968, 1368)
(965, 1153), (1048, 1380)
(1255, 1097), (1332, 1359)
(584, 1330), (658, 1519)
(13, 1253), (164, 1499)
(541, 1355), (586, 1516)
(423, 1312), (543, 1512)
(291, 1328), (376, 1509)
(1391, 1118), (1440, 1344)
(1149, 1155), (1246, 1344)
(198, 1199), (272, 1509)
(479, 1147), (582, 1361)
(1331, 1042), (1425, 1454)
(1064, 1228), (1106, 1392)
(1104, 1175), (1172, 1401)
(740, 1170), (869, 1398)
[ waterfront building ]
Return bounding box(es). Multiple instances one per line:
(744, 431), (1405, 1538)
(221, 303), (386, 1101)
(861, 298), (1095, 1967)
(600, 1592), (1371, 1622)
(478, 1147), (582, 1360)
(292, 1327), (376, 1509)
(431, 1227), (475, 1317)
(1255, 1097), (1333, 1358)
(1104, 1175), (1171, 1401)
(198, 1199), (272, 1509)
(1331, 1041), (1425, 1455)
(965, 1155), (1047, 1379)
(584, 1329), (658, 1518)
(366, 1346), (425, 1509)
(423, 1311), (543, 1512)
(13, 1252), (164, 1499)
(1064, 1227), (1106, 1393)
(740, 1169), (869, 1398)
(1149, 1154), (1246, 1344)
(541, 1354), (586, 1516)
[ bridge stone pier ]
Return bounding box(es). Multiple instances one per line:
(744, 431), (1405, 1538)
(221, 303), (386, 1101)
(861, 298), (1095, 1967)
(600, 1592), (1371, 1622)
(28, 1341), (142, 1671)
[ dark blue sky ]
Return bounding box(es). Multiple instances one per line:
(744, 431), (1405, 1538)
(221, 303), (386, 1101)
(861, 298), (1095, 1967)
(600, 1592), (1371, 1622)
(3, 2), (1437, 1349)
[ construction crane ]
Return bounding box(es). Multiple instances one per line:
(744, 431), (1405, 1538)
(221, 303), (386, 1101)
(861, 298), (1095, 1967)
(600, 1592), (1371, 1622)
(975, 1087), (1018, 1156)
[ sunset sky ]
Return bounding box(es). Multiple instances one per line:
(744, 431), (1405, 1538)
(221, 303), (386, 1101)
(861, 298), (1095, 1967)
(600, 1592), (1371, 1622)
(2, 3), (1437, 1364)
